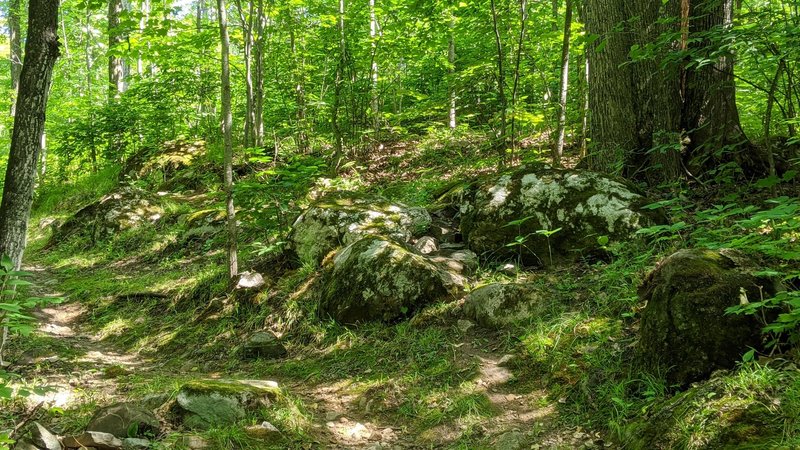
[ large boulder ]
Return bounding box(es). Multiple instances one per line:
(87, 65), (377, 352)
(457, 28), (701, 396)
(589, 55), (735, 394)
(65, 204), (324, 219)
(460, 168), (661, 266)
(318, 236), (464, 324)
(51, 186), (163, 244)
(170, 379), (281, 430)
(622, 372), (793, 449)
(87, 403), (161, 439)
(637, 249), (780, 385)
(289, 192), (431, 265)
(463, 282), (557, 328)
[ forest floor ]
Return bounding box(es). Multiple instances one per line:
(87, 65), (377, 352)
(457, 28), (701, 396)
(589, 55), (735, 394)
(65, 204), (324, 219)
(11, 266), (607, 449)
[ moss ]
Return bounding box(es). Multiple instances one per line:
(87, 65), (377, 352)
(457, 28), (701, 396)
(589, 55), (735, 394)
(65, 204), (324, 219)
(180, 379), (281, 400)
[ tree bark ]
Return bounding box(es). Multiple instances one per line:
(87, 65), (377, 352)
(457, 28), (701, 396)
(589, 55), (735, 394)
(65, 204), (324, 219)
(217, 0), (239, 279)
(554, 0), (572, 166)
(369, 0), (379, 135)
(8, 0), (22, 116)
(108, 0), (125, 97)
(0, 0), (60, 268)
(235, 0), (255, 147)
(332, 0), (346, 168)
(510, 0), (528, 154)
(490, 0), (507, 147)
(254, 0), (265, 147)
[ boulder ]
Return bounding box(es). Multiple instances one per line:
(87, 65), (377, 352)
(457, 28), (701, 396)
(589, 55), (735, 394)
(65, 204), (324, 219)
(29, 422), (61, 450)
(637, 248), (780, 385)
(171, 379), (281, 430)
(241, 331), (287, 359)
(318, 236), (464, 324)
(289, 192), (431, 265)
(622, 372), (792, 449)
(243, 422), (281, 441)
(51, 187), (163, 244)
(121, 438), (151, 449)
(120, 140), (205, 181)
(463, 283), (556, 328)
(460, 168), (662, 266)
(61, 431), (123, 450)
(414, 236), (439, 254)
(87, 403), (161, 439)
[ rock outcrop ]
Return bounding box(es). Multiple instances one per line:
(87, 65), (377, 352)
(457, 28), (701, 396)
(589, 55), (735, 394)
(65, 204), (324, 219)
(637, 248), (780, 385)
(290, 192), (431, 265)
(460, 167), (661, 266)
(318, 236), (464, 324)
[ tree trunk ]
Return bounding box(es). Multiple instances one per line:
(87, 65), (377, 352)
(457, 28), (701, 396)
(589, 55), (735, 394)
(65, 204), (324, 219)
(332, 0), (346, 168)
(235, 0), (255, 147)
(369, 0), (379, 135)
(554, 0), (572, 166)
(217, 0), (239, 279)
(8, 0), (22, 117)
(490, 0), (507, 148)
(254, 0), (265, 147)
(108, 0), (125, 97)
(448, 28), (456, 130)
(0, 0), (60, 268)
(683, 0), (754, 174)
(290, 9), (308, 153)
(510, 0), (528, 155)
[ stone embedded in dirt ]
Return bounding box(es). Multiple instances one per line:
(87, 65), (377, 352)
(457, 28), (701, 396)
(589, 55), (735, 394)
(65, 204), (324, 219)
(138, 393), (170, 411)
(50, 186), (164, 245)
(460, 167), (663, 266)
(171, 379), (281, 430)
(234, 271), (265, 290)
(317, 236), (464, 324)
(61, 431), (124, 450)
(121, 438), (151, 449)
(494, 431), (529, 450)
(87, 403), (161, 439)
(463, 282), (556, 328)
(29, 422), (62, 450)
(289, 191), (431, 265)
(12, 439), (41, 450)
(241, 331), (288, 359)
(457, 319), (475, 333)
(414, 236), (439, 254)
(243, 421), (281, 441)
(429, 248), (479, 276)
(174, 434), (209, 449)
(637, 248), (780, 385)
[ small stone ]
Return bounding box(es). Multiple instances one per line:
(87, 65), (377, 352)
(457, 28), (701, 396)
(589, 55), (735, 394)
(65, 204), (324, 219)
(14, 439), (41, 450)
(138, 393), (170, 411)
(244, 421), (281, 441)
(235, 272), (265, 290)
(414, 236), (439, 255)
(30, 422), (61, 450)
(325, 411), (340, 421)
(457, 319), (474, 333)
(495, 431), (527, 450)
(177, 434), (209, 449)
(122, 437), (151, 449)
(497, 354), (516, 367)
(241, 331), (287, 359)
(499, 263), (517, 276)
(87, 403), (161, 439)
(61, 431), (123, 450)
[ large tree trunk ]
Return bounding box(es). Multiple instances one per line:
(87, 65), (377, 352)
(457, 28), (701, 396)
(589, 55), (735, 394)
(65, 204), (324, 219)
(217, 0), (239, 279)
(0, 0), (60, 268)
(682, 0), (755, 174)
(8, 0), (22, 116)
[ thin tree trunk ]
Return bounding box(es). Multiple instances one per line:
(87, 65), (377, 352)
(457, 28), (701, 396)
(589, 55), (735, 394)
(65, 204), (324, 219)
(448, 27), (456, 129)
(510, 0), (528, 155)
(580, 52), (589, 158)
(764, 61), (784, 184)
(554, 0), (572, 166)
(108, 0), (125, 97)
(86, 5), (98, 172)
(235, 0), (255, 147)
(138, 0), (150, 75)
(290, 10), (308, 153)
(332, 0), (346, 169)
(254, 0), (265, 147)
(490, 0), (507, 149)
(217, 0), (239, 279)
(370, 0), (379, 135)
(8, 0), (22, 117)
(0, 0), (60, 268)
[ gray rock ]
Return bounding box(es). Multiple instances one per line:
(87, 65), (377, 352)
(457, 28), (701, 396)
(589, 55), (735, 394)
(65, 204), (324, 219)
(241, 331), (287, 359)
(137, 393), (170, 411)
(243, 421), (281, 441)
(457, 319), (474, 333)
(61, 431), (123, 450)
(463, 283), (556, 328)
(460, 167), (663, 266)
(499, 263), (518, 276)
(414, 236), (439, 254)
(121, 438), (151, 449)
(30, 422), (62, 450)
(14, 439), (42, 450)
(494, 431), (527, 450)
(318, 236), (464, 324)
(87, 403), (160, 439)
(289, 192), (431, 265)
(234, 272), (265, 290)
(175, 434), (209, 449)
(172, 379), (281, 430)
(637, 248), (781, 385)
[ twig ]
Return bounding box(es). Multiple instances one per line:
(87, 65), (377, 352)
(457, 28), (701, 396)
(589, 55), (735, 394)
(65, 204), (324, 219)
(10, 401), (44, 440)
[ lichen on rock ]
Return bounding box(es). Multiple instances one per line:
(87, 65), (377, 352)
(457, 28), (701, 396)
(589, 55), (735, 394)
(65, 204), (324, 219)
(170, 379), (282, 430)
(460, 167), (662, 266)
(289, 191), (431, 265)
(318, 236), (464, 324)
(463, 282), (558, 328)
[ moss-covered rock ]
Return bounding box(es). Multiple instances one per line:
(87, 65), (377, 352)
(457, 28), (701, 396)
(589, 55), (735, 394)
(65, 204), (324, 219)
(463, 282), (558, 328)
(87, 403), (161, 438)
(171, 379), (281, 430)
(289, 192), (431, 265)
(460, 168), (661, 266)
(318, 236), (464, 324)
(50, 186), (163, 244)
(637, 249), (780, 386)
(622, 369), (799, 449)
(121, 139), (205, 181)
